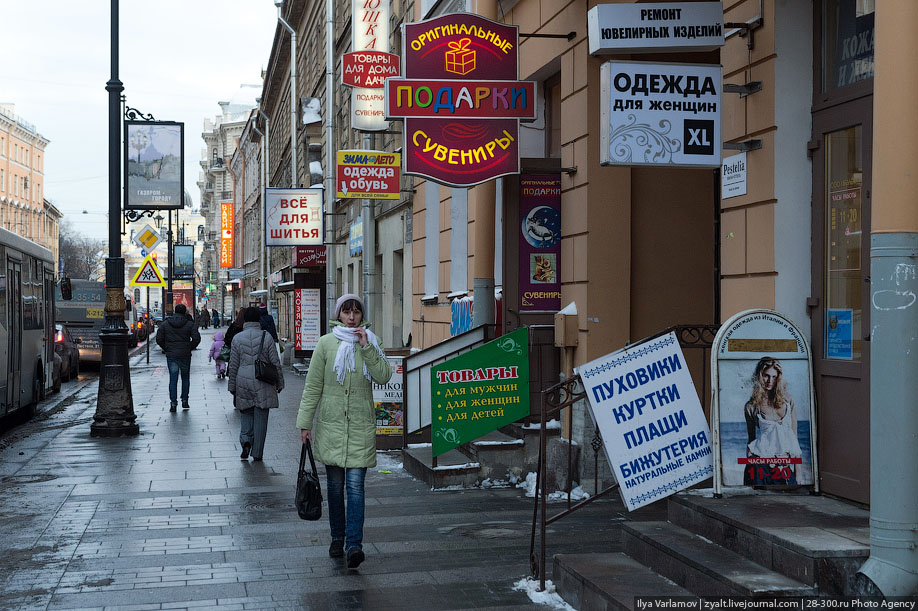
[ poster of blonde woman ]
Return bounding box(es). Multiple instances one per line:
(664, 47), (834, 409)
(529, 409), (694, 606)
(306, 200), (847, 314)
(711, 310), (817, 490)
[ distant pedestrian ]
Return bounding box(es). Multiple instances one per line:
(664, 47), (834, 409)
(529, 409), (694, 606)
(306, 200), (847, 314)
(211, 308), (220, 328)
(224, 307), (246, 348)
(155, 303), (201, 412)
(201, 308), (211, 329)
(296, 294), (391, 569)
(258, 303), (279, 343)
(209, 331), (228, 379)
(228, 307), (285, 461)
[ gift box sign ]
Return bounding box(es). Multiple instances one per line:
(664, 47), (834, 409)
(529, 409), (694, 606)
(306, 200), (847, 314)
(445, 38), (476, 75)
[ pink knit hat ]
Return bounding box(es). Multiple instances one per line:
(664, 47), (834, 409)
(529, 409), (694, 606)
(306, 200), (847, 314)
(334, 293), (365, 319)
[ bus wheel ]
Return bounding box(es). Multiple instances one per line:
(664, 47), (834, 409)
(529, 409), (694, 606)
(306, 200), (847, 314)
(34, 369), (45, 403)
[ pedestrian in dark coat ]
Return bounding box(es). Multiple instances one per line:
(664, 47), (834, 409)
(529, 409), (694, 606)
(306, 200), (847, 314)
(228, 307), (285, 461)
(258, 303), (279, 343)
(224, 308), (246, 348)
(211, 308), (220, 328)
(155, 303), (201, 411)
(200, 308), (211, 329)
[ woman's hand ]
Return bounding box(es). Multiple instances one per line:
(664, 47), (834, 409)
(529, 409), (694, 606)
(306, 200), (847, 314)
(352, 327), (369, 347)
(301, 429), (312, 444)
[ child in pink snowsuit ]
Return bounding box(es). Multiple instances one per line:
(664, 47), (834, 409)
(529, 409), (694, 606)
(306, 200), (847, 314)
(209, 331), (227, 378)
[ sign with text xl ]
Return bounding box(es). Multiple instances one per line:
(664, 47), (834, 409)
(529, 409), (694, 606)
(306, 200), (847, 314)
(265, 188), (324, 246)
(430, 327), (529, 457)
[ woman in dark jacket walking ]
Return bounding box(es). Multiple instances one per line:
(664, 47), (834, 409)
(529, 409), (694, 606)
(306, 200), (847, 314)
(223, 308), (246, 347)
(228, 307), (285, 461)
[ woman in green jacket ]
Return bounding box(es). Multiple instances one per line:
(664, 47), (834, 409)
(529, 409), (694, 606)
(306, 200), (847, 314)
(297, 294), (391, 569)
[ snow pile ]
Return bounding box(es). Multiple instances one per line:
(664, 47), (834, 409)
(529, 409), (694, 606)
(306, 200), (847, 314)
(518, 472), (591, 502)
(375, 451), (403, 473)
(512, 577), (576, 610)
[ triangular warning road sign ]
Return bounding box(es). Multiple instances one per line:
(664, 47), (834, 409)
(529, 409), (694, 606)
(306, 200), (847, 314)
(130, 255), (166, 287)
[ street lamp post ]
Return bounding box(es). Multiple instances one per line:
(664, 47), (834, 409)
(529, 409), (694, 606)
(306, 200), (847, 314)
(92, 0), (138, 437)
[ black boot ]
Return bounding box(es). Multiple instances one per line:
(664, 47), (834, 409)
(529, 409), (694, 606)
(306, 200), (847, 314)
(240, 442), (251, 459)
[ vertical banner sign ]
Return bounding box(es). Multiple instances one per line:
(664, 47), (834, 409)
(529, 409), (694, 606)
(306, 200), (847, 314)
(346, 0), (394, 131)
(220, 202), (233, 268)
(265, 188), (324, 246)
(519, 175), (562, 311)
(577, 332), (714, 511)
(430, 327), (530, 457)
(294, 288), (321, 351)
(710, 310), (818, 493)
(386, 14), (536, 187)
(173, 245), (194, 279)
(374, 357), (404, 435)
(600, 60), (722, 168)
(124, 121), (184, 210)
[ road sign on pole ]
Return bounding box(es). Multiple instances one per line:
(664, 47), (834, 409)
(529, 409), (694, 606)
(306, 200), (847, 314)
(130, 254), (167, 287)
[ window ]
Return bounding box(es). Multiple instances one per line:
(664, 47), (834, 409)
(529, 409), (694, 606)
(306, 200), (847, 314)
(1, 169), (4, 192)
(822, 0), (875, 92)
(449, 188), (468, 295)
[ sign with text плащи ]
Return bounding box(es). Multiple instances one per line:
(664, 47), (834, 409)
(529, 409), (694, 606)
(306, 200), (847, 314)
(588, 2), (725, 55)
(430, 327), (530, 457)
(386, 13), (535, 187)
(600, 60), (722, 168)
(264, 188), (324, 247)
(336, 150), (401, 200)
(576, 332), (713, 511)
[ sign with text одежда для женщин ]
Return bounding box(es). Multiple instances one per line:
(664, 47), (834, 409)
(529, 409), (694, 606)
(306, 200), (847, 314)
(430, 327), (530, 457)
(264, 188), (324, 247)
(577, 332), (713, 511)
(588, 2), (724, 55)
(386, 13), (535, 187)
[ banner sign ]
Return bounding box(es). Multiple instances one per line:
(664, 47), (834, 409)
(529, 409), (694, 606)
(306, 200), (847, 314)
(577, 332), (714, 511)
(124, 121), (184, 210)
(265, 188), (324, 246)
(294, 288), (321, 352)
(387, 13), (533, 187)
(374, 357), (404, 435)
(588, 2), (725, 55)
(295, 245), (327, 267)
(343, 51), (400, 88)
(519, 175), (561, 312)
(430, 326), (530, 457)
(349, 216), (364, 257)
(350, 0), (392, 131)
(220, 201), (233, 268)
(336, 150), (401, 200)
(711, 310), (818, 493)
(600, 60), (722, 168)
(173, 244), (194, 280)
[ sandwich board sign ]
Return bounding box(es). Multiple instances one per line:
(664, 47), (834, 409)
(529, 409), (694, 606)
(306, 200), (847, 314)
(130, 254), (166, 287)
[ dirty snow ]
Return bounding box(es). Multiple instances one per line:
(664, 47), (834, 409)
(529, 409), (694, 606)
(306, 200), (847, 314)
(512, 577), (576, 610)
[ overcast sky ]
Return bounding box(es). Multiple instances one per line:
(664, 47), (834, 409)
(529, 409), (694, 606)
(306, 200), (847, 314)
(1, 1), (279, 242)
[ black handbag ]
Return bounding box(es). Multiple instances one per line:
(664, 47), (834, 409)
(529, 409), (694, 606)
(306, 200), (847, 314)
(295, 440), (322, 521)
(254, 331), (279, 385)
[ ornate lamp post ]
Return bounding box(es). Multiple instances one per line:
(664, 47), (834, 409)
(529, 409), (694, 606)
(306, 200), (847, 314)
(92, 0), (138, 437)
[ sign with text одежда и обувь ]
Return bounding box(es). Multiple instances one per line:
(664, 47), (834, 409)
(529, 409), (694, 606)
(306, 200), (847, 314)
(577, 332), (713, 511)
(430, 327), (530, 457)
(386, 13), (536, 187)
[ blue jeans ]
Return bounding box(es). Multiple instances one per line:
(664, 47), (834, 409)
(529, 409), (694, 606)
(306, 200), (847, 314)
(325, 466), (367, 551)
(166, 356), (190, 405)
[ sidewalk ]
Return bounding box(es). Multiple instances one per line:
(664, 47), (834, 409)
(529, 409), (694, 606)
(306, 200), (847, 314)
(0, 327), (644, 611)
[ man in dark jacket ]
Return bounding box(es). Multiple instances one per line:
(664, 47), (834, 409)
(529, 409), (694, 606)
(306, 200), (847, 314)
(156, 303), (201, 412)
(258, 303), (279, 343)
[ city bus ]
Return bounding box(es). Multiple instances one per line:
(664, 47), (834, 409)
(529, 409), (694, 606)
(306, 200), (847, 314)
(0, 226), (56, 418)
(55, 279), (105, 362)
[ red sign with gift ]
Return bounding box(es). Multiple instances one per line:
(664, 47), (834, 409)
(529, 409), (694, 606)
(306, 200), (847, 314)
(342, 51), (400, 88)
(388, 13), (532, 187)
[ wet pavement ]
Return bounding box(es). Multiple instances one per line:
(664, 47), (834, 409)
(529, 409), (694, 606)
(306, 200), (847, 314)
(0, 327), (648, 611)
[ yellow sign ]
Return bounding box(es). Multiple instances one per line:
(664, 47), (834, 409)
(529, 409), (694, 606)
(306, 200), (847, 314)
(138, 229), (159, 249)
(130, 255), (166, 287)
(86, 308), (105, 319)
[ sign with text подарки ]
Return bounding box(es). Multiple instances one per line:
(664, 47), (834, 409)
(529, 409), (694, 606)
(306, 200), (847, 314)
(336, 150), (401, 200)
(576, 332), (714, 511)
(386, 14), (535, 187)
(430, 327), (530, 457)
(264, 188), (324, 247)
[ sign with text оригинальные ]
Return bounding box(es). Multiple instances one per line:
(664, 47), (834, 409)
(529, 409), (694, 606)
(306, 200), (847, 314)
(430, 327), (530, 457)
(576, 332), (714, 511)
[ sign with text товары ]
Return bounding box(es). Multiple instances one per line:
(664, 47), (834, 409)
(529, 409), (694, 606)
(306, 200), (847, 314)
(345, 0), (395, 131)
(386, 13), (535, 187)
(264, 188), (324, 247)
(336, 150), (401, 200)
(588, 2), (725, 55)
(600, 60), (722, 168)
(430, 327), (529, 457)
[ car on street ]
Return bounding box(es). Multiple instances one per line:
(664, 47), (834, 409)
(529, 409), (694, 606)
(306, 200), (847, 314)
(54, 323), (81, 382)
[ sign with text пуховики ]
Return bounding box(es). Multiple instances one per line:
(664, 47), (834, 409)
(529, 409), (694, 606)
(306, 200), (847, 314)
(386, 13), (534, 187)
(430, 327), (529, 457)
(576, 332), (713, 511)
(336, 150), (401, 200)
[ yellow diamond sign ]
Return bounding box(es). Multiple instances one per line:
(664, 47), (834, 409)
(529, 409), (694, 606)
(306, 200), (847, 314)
(134, 224), (163, 251)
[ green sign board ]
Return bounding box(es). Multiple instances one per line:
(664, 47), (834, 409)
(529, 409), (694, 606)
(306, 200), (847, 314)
(431, 327), (530, 457)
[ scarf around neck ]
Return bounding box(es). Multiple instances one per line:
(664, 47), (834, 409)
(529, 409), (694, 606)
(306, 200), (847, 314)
(332, 324), (384, 385)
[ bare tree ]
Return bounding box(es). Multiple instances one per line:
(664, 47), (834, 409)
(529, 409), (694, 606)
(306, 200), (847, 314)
(59, 219), (106, 279)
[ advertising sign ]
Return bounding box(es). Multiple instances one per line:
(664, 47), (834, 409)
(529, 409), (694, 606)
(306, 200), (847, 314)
(295, 246), (327, 267)
(343, 51), (400, 88)
(173, 288), (194, 310)
(600, 61), (722, 168)
(387, 13), (533, 187)
(430, 327), (530, 457)
(220, 202), (233, 268)
(350, 0), (392, 131)
(588, 2), (725, 55)
(576, 332), (714, 511)
(124, 121), (184, 210)
(173, 245), (194, 280)
(519, 175), (561, 312)
(826, 308), (853, 360)
(349, 216), (364, 257)
(336, 150), (401, 200)
(710, 309), (818, 494)
(374, 357), (404, 435)
(265, 188), (324, 247)
(721, 152), (747, 199)
(227, 268), (244, 280)
(294, 288), (321, 352)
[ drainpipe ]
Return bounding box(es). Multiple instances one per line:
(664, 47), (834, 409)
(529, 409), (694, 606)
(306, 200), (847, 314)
(276, 1), (298, 188)
(857, 0), (918, 598)
(362, 132), (375, 323)
(252, 108), (269, 292)
(325, 0), (336, 321)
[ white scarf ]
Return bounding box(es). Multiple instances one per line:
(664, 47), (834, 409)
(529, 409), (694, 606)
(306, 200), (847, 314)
(332, 324), (384, 385)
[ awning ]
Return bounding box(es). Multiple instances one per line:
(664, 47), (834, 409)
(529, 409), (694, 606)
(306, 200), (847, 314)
(275, 281), (295, 292)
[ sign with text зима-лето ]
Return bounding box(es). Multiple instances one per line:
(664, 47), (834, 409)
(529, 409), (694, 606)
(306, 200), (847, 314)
(430, 327), (529, 457)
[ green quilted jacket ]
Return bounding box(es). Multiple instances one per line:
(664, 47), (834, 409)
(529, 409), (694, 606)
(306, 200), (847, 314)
(296, 322), (392, 468)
